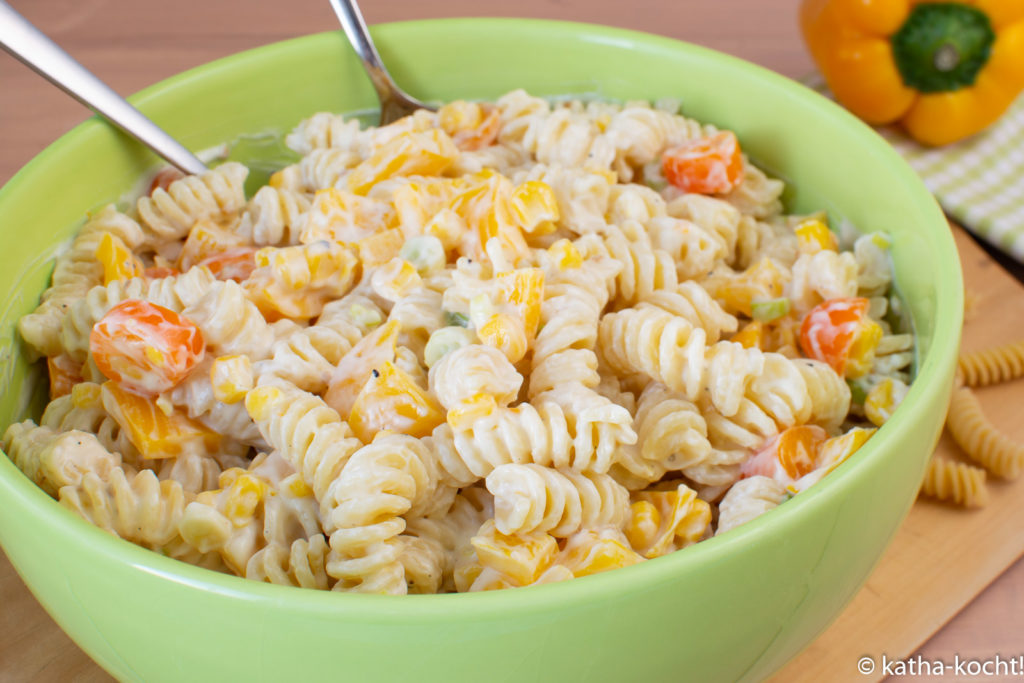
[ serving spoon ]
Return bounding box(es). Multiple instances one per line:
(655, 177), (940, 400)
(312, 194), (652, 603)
(0, 0), (207, 175)
(328, 0), (435, 125)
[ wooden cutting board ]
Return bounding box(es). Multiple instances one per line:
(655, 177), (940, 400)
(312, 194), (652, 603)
(771, 226), (1024, 682)
(1, 225), (1022, 682)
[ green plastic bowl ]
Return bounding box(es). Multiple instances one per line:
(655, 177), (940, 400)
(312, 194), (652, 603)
(0, 19), (961, 682)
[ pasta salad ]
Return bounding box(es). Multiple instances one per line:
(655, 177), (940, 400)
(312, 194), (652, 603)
(2, 90), (913, 594)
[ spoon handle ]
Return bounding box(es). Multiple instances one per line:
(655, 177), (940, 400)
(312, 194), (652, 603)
(328, 0), (403, 106)
(0, 1), (207, 175)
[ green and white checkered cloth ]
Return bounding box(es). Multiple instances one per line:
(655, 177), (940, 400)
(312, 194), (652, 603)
(878, 95), (1024, 263)
(805, 75), (1024, 263)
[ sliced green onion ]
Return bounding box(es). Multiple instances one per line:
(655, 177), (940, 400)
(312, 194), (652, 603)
(349, 303), (382, 329)
(750, 297), (791, 322)
(847, 377), (871, 405)
(424, 326), (477, 368)
(400, 235), (446, 275)
(469, 294), (494, 329)
(443, 311), (469, 328)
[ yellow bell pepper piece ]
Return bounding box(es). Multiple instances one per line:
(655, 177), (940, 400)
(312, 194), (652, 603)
(95, 232), (144, 285)
(347, 130), (459, 195)
(558, 528), (645, 578)
(471, 519), (558, 586)
(794, 218), (838, 254)
(627, 485), (711, 559)
(101, 381), (220, 459)
(494, 267), (544, 340)
(357, 228), (406, 267)
(347, 360), (444, 442)
(324, 319), (400, 417)
(801, 0), (1024, 145)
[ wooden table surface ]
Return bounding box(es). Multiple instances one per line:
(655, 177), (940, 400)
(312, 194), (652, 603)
(2, 1), (1022, 680)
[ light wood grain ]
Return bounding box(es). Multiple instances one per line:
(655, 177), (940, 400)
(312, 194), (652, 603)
(771, 229), (1024, 683)
(1, 0), (1021, 680)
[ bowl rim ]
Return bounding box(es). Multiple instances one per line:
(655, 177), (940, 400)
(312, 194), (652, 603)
(0, 17), (962, 614)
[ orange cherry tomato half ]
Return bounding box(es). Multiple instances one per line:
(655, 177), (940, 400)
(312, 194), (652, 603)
(741, 425), (827, 483)
(199, 247), (258, 283)
(661, 131), (743, 195)
(148, 167), (185, 196)
(454, 106), (502, 151)
(799, 297), (870, 376)
(144, 266), (181, 280)
(90, 299), (205, 396)
(47, 354), (83, 399)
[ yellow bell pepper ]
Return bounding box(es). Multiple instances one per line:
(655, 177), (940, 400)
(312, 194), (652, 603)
(801, 0), (1024, 145)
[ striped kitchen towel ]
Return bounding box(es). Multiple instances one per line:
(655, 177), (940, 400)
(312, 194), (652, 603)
(805, 74), (1024, 263)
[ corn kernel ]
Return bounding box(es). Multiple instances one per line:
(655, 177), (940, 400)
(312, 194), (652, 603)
(268, 170), (284, 188)
(211, 355), (254, 404)
(438, 100), (484, 136)
(865, 376), (906, 426)
(446, 392), (499, 430)
(845, 319), (883, 379)
(477, 313), (528, 364)
(95, 232), (144, 285)
(144, 346), (166, 368)
(471, 519), (558, 585)
(546, 239), (583, 270)
(223, 473), (268, 526)
(283, 473), (313, 498)
(245, 385), (284, 422)
(815, 427), (877, 481)
(425, 207), (469, 251)
(730, 320), (763, 350)
(71, 382), (103, 409)
(795, 218), (838, 254)
(509, 181), (560, 233)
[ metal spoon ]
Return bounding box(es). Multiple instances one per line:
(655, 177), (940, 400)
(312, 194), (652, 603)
(328, 0), (435, 125)
(0, 0), (207, 175)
